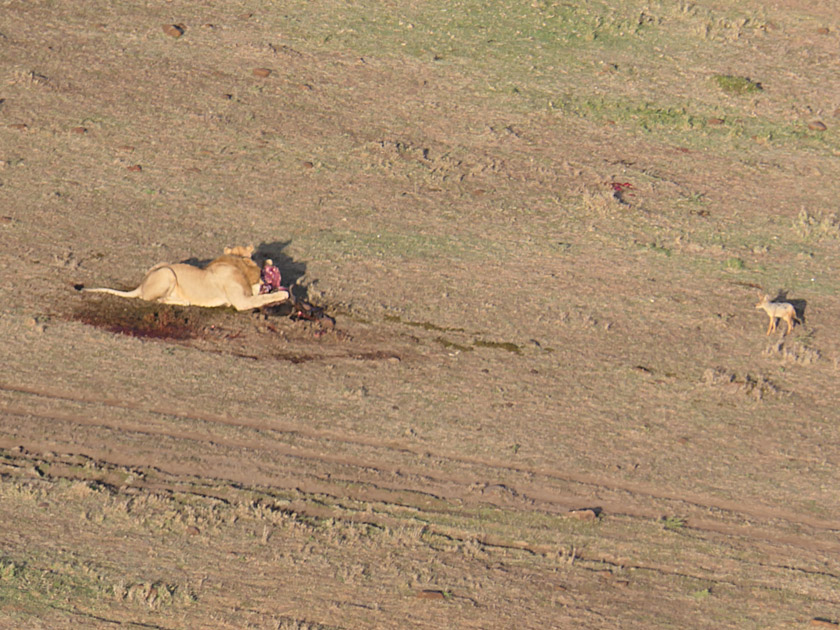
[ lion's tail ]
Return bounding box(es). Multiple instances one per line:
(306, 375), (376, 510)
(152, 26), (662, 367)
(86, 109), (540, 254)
(81, 286), (143, 298)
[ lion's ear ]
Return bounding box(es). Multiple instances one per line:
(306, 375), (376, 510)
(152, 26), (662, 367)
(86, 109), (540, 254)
(224, 246), (233, 255)
(245, 245), (255, 256)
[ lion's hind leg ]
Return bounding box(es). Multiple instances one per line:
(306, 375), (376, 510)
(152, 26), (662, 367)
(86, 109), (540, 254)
(132, 265), (180, 303)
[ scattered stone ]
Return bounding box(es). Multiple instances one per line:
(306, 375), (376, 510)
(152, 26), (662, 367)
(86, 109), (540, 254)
(162, 24), (185, 38)
(252, 67), (272, 78)
(126, 164), (142, 172)
(808, 121), (827, 132)
(25, 316), (46, 333)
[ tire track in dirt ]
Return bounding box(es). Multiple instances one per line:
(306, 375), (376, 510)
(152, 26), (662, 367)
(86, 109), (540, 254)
(3, 380), (840, 569)
(3, 402), (840, 610)
(4, 435), (840, 607)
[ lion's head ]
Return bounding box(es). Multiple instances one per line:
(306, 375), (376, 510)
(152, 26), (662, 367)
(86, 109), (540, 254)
(223, 244), (255, 258)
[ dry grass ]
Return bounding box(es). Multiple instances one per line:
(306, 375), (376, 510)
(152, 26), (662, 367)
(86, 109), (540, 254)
(1, 0), (840, 628)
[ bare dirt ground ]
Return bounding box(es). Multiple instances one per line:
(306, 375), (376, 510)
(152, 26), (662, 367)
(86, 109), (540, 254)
(2, 1), (840, 628)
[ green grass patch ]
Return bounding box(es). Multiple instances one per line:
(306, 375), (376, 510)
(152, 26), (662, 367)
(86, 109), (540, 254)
(713, 74), (762, 95)
(0, 555), (107, 616)
(385, 314), (466, 333)
(724, 257), (746, 271)
(473, 339), (522, 354)
(435, 337), (473, 352)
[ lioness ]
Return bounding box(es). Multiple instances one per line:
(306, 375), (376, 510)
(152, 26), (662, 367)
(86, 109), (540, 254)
(81, 245), (290, 311)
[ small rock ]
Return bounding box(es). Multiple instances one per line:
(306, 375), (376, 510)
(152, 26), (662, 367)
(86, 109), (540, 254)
(808, 121), (827, 132)
(567, 508), (599, 521)
(126, 164), (142, 172)
(71, 126), (87, 134)
(816, 27), (830, 35)
(252, 67), (272, 78)
(8, 123), (28, 131)
(417, 590), (446, 600)
(162, 24), (185, 38)
(707, 117), (724, 125)
(185, 526), (201, 536)
(302, 160), (314, 169)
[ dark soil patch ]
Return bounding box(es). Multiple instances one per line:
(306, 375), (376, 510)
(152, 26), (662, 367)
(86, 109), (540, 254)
(66, 296), (407, 365)
(71, 300), (210, 341)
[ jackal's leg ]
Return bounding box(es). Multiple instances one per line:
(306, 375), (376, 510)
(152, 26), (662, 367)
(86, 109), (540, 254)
(784, 315), (794, 335)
